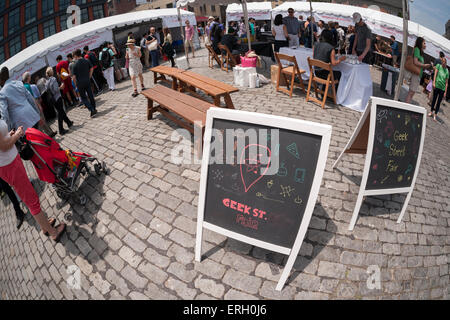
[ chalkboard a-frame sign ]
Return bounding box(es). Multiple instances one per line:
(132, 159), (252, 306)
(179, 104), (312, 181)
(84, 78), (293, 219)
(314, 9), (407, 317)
(333, 97), (426, 231)
(196, 107), (331, 291)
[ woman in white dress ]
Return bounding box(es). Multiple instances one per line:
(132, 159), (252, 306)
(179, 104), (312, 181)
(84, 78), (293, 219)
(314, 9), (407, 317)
(125, 39), (145, 97)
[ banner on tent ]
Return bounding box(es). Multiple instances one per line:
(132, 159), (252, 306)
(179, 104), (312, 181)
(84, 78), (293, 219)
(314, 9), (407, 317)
(46, 30), (114, 65)
(227, 11), (272, 22)
(162, 15), (196, 28)
(10, 57), (47, 81)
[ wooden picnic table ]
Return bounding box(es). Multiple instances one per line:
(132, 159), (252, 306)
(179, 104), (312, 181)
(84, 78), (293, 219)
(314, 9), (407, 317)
(174, 70), (239, 109)
(150, 65), (185, 90)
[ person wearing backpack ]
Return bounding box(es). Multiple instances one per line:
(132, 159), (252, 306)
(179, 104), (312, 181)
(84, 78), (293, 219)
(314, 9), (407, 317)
(99, 42), (116, 91)
(84, 46), (106, 93)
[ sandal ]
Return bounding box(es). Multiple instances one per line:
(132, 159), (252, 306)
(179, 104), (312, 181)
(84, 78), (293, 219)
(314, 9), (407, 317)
(132, 91), (139, 97)
(43, 218), (56, 236)
(51, 224), (67, 242)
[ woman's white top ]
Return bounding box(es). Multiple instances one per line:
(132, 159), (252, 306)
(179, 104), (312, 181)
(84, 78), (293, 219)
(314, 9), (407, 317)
(0, 119), (18, 167)
(273, 25), (286, 41)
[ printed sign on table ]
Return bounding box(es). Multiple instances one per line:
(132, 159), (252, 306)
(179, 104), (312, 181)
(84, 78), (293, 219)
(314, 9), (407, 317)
(196, 108), (331, 291)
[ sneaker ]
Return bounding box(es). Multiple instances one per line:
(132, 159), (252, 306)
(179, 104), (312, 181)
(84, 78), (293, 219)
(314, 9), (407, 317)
(68, 121), (74, 128)
(132, 91), (139, 97)
(90, 110), (98, 118)
(59, 129), (68, 136)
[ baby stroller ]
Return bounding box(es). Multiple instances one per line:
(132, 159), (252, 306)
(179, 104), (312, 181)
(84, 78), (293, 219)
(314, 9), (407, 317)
(19, 128), (108, 205)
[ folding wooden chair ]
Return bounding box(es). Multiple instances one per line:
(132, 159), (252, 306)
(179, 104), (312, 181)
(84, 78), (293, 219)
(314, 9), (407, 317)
(274, 52), (306, 98)
(206, 44), (221, 69)
(218, 44), (238, 72)
(306, 57), (339, 109)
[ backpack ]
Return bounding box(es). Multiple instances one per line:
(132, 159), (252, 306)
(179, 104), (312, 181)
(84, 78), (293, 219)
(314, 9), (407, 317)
(100, 49), (112, 70)
(87, 51), (99, 67)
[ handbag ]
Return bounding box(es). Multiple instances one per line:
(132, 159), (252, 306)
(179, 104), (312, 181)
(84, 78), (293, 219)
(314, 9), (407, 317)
(405, 55), (421, 76)
(241, 51), (258, 68)
(148, 40), (158, 51)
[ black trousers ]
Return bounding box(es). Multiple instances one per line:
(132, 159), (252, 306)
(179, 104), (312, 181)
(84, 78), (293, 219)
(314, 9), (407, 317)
(431, 87), (444, 114)
(78, 83), (96, 112)
(0, 178), (22, 215)
(274, 40), (288, 53)
(54, 97), (72, 132)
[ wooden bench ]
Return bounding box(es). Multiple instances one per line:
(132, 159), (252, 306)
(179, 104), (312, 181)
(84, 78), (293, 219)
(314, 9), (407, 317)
(175, 70), (239, 109)
(141, 85), (214, 154)
(150, 66), (185, 90)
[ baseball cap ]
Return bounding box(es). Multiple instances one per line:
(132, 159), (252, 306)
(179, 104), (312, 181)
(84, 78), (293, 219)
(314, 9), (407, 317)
(353, 12), (362, 23)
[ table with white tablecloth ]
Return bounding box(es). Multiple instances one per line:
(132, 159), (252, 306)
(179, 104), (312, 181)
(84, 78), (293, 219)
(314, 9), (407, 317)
(279, 47), (313, 81)
(333, 62), (373, 112)
(278, 46), (373, 112)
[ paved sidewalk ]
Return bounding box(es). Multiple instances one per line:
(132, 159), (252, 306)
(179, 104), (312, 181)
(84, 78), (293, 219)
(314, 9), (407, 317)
(0, 48), (449, 300)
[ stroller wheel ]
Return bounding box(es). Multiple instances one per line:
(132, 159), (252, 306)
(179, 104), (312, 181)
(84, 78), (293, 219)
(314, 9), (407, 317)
(79, 194), (87, 206)
(102, 161), (109, 175)
(94, 163), (102, 176)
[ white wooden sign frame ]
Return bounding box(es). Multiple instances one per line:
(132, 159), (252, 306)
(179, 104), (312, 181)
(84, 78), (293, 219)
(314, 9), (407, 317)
(333, 97), (426, 231)
(195, 107), (332, 291)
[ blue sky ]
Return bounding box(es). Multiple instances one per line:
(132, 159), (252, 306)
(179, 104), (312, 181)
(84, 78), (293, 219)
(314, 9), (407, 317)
(410, 0), (449, 35)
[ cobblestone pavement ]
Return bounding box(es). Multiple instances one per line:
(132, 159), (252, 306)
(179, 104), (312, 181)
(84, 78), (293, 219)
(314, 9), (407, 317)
(0, 48), (449, 300)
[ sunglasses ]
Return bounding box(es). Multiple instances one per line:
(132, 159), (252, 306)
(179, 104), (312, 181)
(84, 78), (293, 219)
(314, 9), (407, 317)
(288, 11), (294, 13)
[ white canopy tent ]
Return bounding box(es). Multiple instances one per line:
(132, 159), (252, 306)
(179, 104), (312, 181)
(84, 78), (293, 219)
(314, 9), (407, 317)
(0, 9), (196, 80)
(272, 2), (450, 61)
(176, 0), (267, 61)
(226, 2), (272, 23)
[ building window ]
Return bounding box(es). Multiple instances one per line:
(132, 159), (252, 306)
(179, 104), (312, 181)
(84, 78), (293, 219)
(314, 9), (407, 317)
(8, 7), (21, 35)
(26, 27), (39, 46)
(0, 47), (4, 65)
(0, 2), (5, 13)
(77, 0), (87, 5)
(9, 0), (22, 6)
(93, 5), (104, 20)
(25, 1), (37, 25)
(59, 0), (71, 12)
(211, 5), (216, 12)
(166, 3), (173, 8)
(43, 19), (56, 38)
(0, 18), (3, 41)
(81, 8), (89, 24)
(60, 15), (68, 31)
(42, 0), (54, 16)
(9, 36), (22, 57)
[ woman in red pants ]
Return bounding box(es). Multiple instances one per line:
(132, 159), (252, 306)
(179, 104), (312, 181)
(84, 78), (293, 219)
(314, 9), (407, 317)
(0, 120), (66, 241)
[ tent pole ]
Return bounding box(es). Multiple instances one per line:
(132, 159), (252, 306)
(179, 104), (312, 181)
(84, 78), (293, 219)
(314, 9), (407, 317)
(178, 6), (190, 69)
(394, 0), (409, 101)
(243, 1), (251, 52)
(309, 0), (314, 48)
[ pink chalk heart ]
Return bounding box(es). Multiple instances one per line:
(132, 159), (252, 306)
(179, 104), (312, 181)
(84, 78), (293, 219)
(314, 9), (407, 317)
(240, 144), (271, 193)
(372, 164), (378, 170)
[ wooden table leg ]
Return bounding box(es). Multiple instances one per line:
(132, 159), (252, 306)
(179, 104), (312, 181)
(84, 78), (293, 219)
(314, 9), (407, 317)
(147, 99), (154, 120)
(171, 77), (178, 90)
(153, 72), (157, 84)
(213, 96), (221, 107)
(223, 94), (235, 109)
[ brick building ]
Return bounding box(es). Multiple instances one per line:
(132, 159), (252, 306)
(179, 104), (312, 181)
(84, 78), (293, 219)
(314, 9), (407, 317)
(0, 0), (109, 64)
(108, 0), (141, 16)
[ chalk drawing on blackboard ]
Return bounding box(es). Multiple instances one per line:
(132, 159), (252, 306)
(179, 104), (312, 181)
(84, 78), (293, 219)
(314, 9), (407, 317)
(240, 144), (272, 193)
(231, 173), (238, 180)
(215, 184), (241, 196)
(380, 175), (389, 184)
(274, 143), (280, 156)
(280, 185), (295, 198)
(377, 109), (388, 123)
(236, 214), (259, 229)
(376, 131), (383, 144)
(294, 196), (303, 205)
(372, 163), (378, 170)
(287, 142), (300, 159)
(294, 168), (306, 183)
(384, 140), (390, 148)
(267, 180), (274, 189)
(397, 175), (403, 182)
(277, 162), (288, 177)
(385, 121), (394, 137)
(232, 182), (241, 192)
(405, 114), (411, 126)
(405, 164), (413, 175)
(256, 192), (285, 204)
(212, 169), (224, 181)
